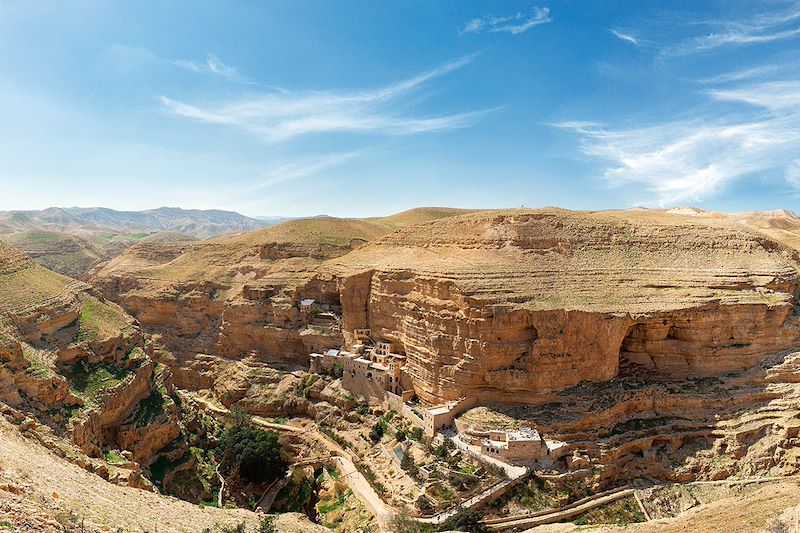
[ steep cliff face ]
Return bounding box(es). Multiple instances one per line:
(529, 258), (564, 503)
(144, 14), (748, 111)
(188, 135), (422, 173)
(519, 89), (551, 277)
(459, 348), (800, 484)
(88, 218), (391, 393)
(91, 208), (800, 406)
(331, 209), (800, 403)
(0, 241), (180, 469)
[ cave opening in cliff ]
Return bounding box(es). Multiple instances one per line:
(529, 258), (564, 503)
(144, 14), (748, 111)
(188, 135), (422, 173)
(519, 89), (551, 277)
(618, 323), (654, 377)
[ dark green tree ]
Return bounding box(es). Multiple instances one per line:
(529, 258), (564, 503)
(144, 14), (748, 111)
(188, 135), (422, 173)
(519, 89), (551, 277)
(400, 450), (418, 480)
(218, 424), (288, 484)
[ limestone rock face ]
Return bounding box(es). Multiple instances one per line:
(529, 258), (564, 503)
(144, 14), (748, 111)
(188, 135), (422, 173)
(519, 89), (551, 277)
(70, 361), (153, 457)
(117, 414), (181, 465)
(91, 209), (800, 406)
(458, 349), (800, 485)
(331, 209), (800, 403)
(87, 219), (376, 393)
(0, 241), (183, 470)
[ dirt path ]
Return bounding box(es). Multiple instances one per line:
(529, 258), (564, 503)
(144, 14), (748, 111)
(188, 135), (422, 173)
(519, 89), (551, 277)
(332, 455), (394, 526)
(192, 396), (396, 527)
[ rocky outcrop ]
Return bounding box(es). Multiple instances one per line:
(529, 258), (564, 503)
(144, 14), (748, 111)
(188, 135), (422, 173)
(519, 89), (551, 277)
(0, 241), (185, 475)
(331, 209), (800, 403)
(117, 414), (181, 465)
(89, 209), (800, 406)
(70, 360), (153, 458)
(460, 349), (800, 487)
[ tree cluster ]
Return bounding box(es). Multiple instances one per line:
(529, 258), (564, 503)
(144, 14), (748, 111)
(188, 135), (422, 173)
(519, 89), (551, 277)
(217, 423), (288, 484)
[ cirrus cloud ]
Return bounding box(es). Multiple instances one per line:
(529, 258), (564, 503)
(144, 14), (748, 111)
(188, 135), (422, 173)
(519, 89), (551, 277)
(556, 77), (800, 205)
(160, 55), (496, 143)
(460, 6), (551, 36)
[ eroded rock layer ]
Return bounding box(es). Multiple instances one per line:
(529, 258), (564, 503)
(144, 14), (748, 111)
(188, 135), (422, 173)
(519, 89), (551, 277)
(329, 209), (800, 403)
(90, 208), (800, 405)
(0, 241), (178, 471)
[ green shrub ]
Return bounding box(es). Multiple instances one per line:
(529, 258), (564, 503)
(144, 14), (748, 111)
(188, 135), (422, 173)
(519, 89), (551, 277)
(369, 419), (386, 442)
(296, 374), (319, 398)
(400, 450), (419, 480)
(390, 513), (436, 533)
(217, 424), (287, 484)
(415, 494), (434, 513)
(201, 516), (275, 533)
(64, 361), (131, 401)
(104, 450), (125, 464)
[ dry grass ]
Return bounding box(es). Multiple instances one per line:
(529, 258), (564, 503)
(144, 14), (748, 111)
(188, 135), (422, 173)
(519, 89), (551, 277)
(367, 207), (480, 228)
(0, 417), (325, 532)
(0, 247), (83, 317)
(580, 482), (800, 533)
(331, 208), (800, 313)
(75, 294), (134, 343)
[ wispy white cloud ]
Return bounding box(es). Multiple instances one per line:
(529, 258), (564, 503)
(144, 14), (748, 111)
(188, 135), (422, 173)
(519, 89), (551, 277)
(787, 159), (800, 189)
(709, 80), (800, 111)
(460, 6), (551, 35)
(249, 151), (365, 191)
(556, 77), (800, 205)
(170, 53), (252, 83)
(106, 45), (253, 84)
(669, 2), (800, 54)
(161, 55), (494, 143)
(609, 29), (639, 46)
(699, 64), (786, 84)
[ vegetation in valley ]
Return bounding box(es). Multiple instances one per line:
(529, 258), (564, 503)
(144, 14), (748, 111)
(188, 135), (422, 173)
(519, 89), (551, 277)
(63, 361), (132, 402)
(217, 422), (287, 484)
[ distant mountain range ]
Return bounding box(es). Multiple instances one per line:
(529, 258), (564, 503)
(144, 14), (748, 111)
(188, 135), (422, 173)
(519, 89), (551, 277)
(0, 206), (292, 278)
(0, 206), (277, 238)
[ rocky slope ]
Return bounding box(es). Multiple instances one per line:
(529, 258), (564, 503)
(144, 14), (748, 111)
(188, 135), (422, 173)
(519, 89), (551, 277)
(0, 206), (269, 278)
(0, 206), (269, 238)
(0, 240), (180, 480)
(12, 205), (800, 530)
(87, 212), (457, 399)
(0, 414), (325, 532)
(460, 347), (800, 484)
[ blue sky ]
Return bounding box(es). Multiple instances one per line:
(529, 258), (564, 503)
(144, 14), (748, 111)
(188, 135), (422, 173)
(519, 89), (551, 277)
(1, 1), (800, 217)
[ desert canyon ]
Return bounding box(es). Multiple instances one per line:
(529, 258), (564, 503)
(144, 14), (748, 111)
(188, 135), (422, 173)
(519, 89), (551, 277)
(1, 206), (800, 532)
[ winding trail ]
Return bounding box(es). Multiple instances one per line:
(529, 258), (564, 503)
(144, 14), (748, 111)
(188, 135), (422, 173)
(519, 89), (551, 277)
(191, 395), (395, 527)
(191, 394), (800, 530)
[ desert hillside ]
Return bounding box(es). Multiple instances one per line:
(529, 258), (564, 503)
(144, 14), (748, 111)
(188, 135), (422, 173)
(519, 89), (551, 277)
(0, 240), (322, 531)
(0, 206), (272, 278)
